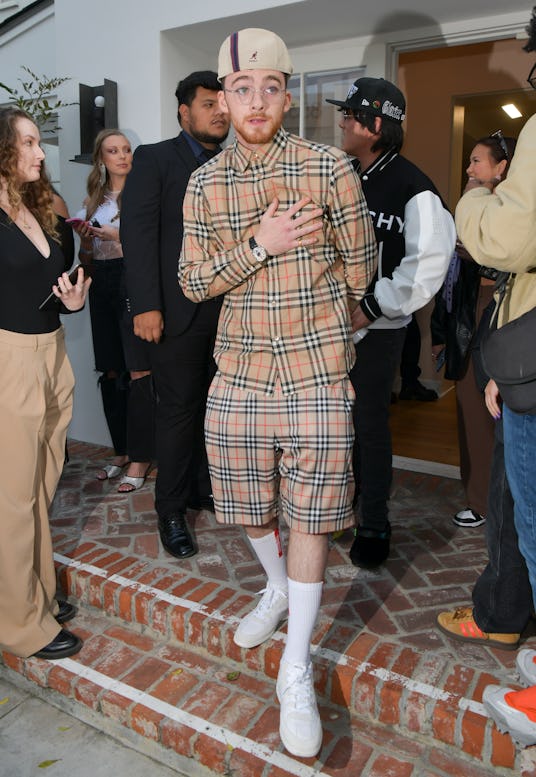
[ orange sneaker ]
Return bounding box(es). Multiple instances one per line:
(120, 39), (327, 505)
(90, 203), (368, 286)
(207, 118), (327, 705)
(437, 606), (519, 650)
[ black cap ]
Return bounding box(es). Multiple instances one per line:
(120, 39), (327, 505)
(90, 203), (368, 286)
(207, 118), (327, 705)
(326, 77), (406, 123)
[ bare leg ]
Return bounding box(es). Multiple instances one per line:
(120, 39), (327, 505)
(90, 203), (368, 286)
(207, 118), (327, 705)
(287, 530), (328, 583)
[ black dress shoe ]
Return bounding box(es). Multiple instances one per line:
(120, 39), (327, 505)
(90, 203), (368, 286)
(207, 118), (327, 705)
(158, 512), (197, 558)
(350, 524), (391, 568)
(56, 600), (76, 624)
(399, 381), (438, 402)
(33, 629), (82, 660)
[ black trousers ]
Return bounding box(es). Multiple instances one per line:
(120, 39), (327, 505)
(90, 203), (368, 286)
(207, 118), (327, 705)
(88, 260), (127, 456)
(350, 327), (406, 530)
(472, 419), (532, 634)
(400, 314), (422, 386)
(89, 259), (154, 461)
(149, 301), (220, 518)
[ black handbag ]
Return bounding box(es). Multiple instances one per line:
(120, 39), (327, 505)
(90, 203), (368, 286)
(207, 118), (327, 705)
(480, 273), (536, 414)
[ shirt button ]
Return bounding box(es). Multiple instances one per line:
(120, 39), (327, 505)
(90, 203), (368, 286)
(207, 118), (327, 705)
(273, 336), (280, 343)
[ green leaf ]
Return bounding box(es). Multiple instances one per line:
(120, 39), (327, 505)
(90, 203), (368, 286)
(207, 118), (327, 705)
(38, 760), (60, 769)
(0, 66), (74, 129)
(0, 697), (9, 705)
(226, 671), (240, 682)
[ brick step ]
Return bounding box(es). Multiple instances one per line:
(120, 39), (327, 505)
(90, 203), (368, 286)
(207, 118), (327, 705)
(1, 539), (523, 776)
(1, 600), (518, 777)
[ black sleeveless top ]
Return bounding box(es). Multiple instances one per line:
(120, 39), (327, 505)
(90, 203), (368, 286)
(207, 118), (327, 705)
(0, 208), (67, 334)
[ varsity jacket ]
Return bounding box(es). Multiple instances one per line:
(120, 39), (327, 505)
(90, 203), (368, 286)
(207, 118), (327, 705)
(354, 150), (456, 330)
(456, 113), (536, 329)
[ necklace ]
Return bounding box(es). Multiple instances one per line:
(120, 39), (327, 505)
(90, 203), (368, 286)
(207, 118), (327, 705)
(19, 212), (31, 229)
(0, 198), (32, 229)
(18, 206), (32, 230)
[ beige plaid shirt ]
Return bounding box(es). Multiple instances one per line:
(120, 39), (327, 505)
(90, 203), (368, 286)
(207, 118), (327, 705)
(179, 128), (377, 395)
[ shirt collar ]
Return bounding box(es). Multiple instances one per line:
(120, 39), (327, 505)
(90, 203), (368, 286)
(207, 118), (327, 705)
(182, 130), (220, 163)
(357, 147), (399, 181)
(231, 127), (289, 172)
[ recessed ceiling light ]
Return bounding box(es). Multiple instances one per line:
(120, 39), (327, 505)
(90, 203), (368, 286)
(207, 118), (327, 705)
(501, 103), (522, 119)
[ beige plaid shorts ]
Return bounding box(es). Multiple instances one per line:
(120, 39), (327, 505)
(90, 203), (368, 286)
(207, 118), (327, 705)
(205, 373), (356, 534)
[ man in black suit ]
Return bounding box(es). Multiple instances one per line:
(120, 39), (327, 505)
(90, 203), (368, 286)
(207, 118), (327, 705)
(120, 71), (230, 559)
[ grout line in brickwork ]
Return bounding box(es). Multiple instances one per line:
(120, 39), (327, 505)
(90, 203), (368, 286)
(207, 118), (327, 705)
(56, 658), (331, 777)
(54, 552), (231, 623)
(55, 551), (489, 722)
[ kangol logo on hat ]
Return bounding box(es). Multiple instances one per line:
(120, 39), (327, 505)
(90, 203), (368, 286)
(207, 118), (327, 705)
(326, 77), (406, 124)
(218, 28), (294, 80)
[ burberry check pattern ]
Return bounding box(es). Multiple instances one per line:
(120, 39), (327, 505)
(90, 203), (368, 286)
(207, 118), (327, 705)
(205, 373), (356, 533)
(179, 128), (377, 396)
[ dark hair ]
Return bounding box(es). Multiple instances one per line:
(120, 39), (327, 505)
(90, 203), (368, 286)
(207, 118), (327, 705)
(475, 134), (517, 177)
(0, 105), (58, 239)
(175, 70), (220, 108)
(353, 109), (404, 154)
(525, 7), (536, 52)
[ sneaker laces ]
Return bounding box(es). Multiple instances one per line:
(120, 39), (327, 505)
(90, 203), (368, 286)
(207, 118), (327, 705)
(451, 606), (474, 622)
(281, 662), (316, 712)
(253, 585), (287, 617)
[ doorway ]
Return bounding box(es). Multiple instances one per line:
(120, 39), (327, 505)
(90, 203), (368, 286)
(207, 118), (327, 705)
(388, 38), (532, 471)
(450, 87), (536, 203)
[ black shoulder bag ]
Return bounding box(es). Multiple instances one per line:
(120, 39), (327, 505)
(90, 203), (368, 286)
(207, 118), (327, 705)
(480, 272), (536, 414)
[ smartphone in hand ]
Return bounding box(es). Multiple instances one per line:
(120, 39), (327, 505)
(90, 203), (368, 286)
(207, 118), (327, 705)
(65, 217), (88, 228)
(38, 263), (91, 310)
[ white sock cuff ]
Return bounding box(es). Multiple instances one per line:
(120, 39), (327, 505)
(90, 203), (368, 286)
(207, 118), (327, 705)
(249, 529), (284, 557)
(287, 578), (323, 594)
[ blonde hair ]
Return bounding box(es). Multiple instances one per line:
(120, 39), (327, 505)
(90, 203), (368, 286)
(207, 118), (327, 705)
(85, 128), (129, 220)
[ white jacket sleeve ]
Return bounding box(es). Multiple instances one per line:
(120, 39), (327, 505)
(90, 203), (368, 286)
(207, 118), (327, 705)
(373, 191), (456, 319)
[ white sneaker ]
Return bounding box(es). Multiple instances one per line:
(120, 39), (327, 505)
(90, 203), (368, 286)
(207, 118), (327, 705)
(276, 659), (322, 758)
(452, 508), (486, 527)
(483, 684), (536, 747)
(517, 649), (536, 686)
(233, 585), (288, 648)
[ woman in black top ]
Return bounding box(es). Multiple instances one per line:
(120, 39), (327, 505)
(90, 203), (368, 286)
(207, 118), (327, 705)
(0, 106), (90, 660)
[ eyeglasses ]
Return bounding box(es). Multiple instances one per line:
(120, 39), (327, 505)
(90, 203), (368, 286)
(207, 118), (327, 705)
(528, 62), (536, 90)
(341, 110), (355, 121)
(224, 86), (286, 105)
(490, 129), (509, 160)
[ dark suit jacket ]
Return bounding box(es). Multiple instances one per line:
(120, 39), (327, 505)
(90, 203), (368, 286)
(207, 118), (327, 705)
(120, 132), (205, 337)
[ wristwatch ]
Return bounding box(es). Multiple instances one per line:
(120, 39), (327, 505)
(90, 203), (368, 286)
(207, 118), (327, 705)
(249, 236), (269, 263)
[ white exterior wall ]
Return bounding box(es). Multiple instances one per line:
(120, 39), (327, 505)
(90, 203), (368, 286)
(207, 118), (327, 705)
(0, 0), (529, 444)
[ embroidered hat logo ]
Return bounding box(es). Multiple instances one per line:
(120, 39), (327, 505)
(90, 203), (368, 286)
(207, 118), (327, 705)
(325, 77), (406, 124)
(382, 100), (404, 121)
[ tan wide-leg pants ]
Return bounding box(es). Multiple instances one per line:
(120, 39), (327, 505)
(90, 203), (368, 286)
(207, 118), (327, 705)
(0, 326), (74, 657)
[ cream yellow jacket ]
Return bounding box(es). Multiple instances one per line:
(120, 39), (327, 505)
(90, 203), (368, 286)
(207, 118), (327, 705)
(455, 113), (536, 327)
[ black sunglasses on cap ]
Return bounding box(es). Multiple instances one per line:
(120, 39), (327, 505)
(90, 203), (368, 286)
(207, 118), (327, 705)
(489, 129), (509, 160)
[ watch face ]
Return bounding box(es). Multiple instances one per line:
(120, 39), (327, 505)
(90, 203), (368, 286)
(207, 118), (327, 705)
(253, 245), (267, 262)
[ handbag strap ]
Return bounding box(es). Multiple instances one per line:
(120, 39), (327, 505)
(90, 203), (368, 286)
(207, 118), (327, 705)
(489, 271), (513, 328)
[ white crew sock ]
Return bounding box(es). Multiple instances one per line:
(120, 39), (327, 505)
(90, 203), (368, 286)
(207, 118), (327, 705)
(282, 578), (323, 666)
(248, 528), (288, 591)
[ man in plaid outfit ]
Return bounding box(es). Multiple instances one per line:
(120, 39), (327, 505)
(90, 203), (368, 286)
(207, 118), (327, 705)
(179, 28), (377, 758)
